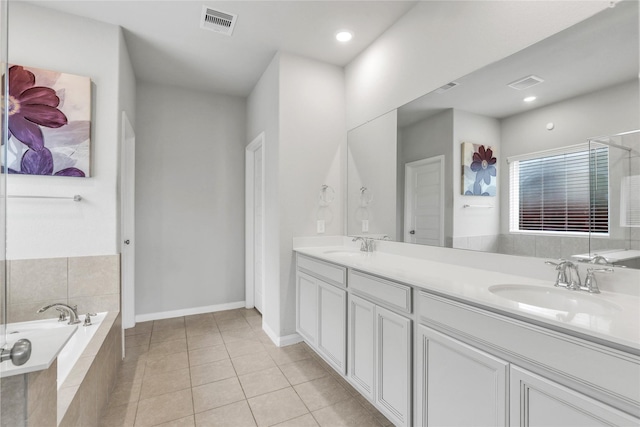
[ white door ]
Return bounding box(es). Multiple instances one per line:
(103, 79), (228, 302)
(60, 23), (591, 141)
(404, 156), (444, 246)
(121, 112), (136, 330)
(245, 133), (265, 313)
(317, 281), (346, 374)
(253, 144), (264, 313)
(417, 324), (508, 427)
(375, 305), (411, 427)
(510, 365), (639, 426)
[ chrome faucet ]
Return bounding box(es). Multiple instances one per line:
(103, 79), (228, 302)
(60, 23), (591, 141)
(583, 267), (613, 294)
(545, 260), (581, 290)
(37, 303), (81, 325)
(352, 236), (374, 252)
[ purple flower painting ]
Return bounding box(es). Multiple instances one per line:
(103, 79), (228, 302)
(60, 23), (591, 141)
(6, 65), (91, 177)
(461, 142), (497, 196)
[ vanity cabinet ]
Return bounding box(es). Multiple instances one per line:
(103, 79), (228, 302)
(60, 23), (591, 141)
(348, 271), (412, 427)
(416, 324), (508, 427)
(510, 365), (639, 426)
(295, 255), (347, 373)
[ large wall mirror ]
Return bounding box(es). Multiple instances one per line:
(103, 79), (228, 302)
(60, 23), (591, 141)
(347, 2), (640, 268)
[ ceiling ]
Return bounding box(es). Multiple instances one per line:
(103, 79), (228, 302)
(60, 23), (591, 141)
(21, 0), (417, 97)
(398, 0), (639, 127)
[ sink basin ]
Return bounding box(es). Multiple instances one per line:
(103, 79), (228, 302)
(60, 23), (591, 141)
(323, 250), (363, 257)
(488, 285), (622, 315)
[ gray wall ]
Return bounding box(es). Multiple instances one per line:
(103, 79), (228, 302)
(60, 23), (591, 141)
(398, 109), (454, 244)
(135, 81), (246, 316)
(499, 80), (639, 258)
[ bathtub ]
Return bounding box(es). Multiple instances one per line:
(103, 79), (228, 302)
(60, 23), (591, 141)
(5, 312), (108, 389)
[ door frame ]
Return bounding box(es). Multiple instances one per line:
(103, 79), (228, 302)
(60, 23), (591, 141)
(404, 155), (445, 246)
(121, 111), (136, 330)
(245, 133), (265, 310)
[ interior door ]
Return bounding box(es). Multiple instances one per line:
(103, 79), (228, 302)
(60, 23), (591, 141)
(121, 112), (136, 330)
(253, 143), (264, 313)
(404, 156), (444, 246)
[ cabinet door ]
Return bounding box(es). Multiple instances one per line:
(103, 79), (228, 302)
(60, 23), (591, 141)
(510, 365), (640, 426)
(375, 305), (411, 427)
(317, 281), (346, 374)
(296, 271), (318, 345)
(348, 294), (375, 400)
(417, 325), (508, 427)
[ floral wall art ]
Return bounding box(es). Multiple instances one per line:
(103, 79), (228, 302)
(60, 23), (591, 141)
(461, 142), (496, 196)
(6, 65), (91, 177)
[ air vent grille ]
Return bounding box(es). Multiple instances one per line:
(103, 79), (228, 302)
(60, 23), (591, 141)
(435, 81), (459, 94)
(201, 6), (237, 36)
(508, 75), (544, 90)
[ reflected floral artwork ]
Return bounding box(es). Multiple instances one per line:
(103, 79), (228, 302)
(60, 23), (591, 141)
(461, 142), (496, 196)
(6, 65), (91, 177)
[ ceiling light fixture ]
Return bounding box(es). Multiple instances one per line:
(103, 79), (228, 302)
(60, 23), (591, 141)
(524, 96), (537, 103)
(336, 31), (353, 42)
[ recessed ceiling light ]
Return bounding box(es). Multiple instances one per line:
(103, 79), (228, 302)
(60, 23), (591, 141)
(524, 96), (537, 103)
(336, 31), (353, 42)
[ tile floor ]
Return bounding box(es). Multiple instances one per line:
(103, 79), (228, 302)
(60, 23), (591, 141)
(101, 308), (394, 427)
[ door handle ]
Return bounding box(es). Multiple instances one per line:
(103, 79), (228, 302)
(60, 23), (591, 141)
(124, 240), (130, 245)
(409, 230), (416, 235)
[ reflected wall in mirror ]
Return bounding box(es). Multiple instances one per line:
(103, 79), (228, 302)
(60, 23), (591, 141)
(346, 2), (640, 268)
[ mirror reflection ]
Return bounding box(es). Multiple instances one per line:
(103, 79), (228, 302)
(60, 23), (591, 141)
(347, 2), (639, 268)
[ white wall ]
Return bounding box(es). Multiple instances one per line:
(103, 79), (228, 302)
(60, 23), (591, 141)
(135, 81), (246, 316)
(398, 109), (454, 244)
(7, 2), (134, 260)
(348, 110), (397, 238)
(279, 53), (345, 336)
(247, 52), (346, 339)
(453, 110), (501, 242)
(345, 1), (608, 130)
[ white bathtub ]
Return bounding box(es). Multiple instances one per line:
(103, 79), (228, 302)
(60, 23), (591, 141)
(6, 312), (108, 389)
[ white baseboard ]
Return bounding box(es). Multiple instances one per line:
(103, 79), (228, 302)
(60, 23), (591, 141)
(262, 322), (303, 347)
(135, 301), (246, 323)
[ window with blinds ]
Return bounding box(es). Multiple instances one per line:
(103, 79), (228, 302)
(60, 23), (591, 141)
(509, 146), (609, 234)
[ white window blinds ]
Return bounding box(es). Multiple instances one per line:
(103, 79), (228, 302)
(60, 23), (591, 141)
(509, 146), (609, 234)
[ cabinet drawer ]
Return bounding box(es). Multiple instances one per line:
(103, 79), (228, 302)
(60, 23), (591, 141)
(297, 254), (346, 287)
(349, 270), (411, 313)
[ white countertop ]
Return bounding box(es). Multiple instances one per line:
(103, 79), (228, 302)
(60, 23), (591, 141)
(295, 245), (640, 353)
(0, 322), (77, 378)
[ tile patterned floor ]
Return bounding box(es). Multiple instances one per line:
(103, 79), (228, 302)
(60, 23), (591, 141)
(101, 308), (393, 427)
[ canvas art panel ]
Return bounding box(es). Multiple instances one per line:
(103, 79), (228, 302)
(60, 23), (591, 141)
(461, 142), (497, 196)
(6, 64), (91, 177)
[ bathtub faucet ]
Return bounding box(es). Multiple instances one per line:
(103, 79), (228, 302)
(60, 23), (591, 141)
(37, 303), (81, 325)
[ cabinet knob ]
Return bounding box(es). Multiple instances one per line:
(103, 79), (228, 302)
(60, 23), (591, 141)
(409, 230), (416, 235)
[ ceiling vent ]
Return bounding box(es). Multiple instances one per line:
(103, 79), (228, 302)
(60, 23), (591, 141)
(435, 81), (460, 94)
(507, 75), (544, 90)
(200, 6), (237, 36)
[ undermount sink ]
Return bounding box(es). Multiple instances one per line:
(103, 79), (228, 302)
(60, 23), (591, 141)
(323, 249), (363, 257)
(488, 284), (622, 315)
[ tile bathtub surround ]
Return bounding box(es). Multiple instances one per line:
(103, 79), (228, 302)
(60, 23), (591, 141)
(0, 360), (57, 427)
(59, 312), (122, 427)
(105, 308), (394, 427)
(7, 254), (120, 323)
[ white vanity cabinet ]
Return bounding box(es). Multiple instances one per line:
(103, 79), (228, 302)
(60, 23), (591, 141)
(295, 255), (347, 373)
(416, 324), (509, 427)
(510, 365), (639, 426)
(348, 270), (412, 427)
(417, 291), (640, 426)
